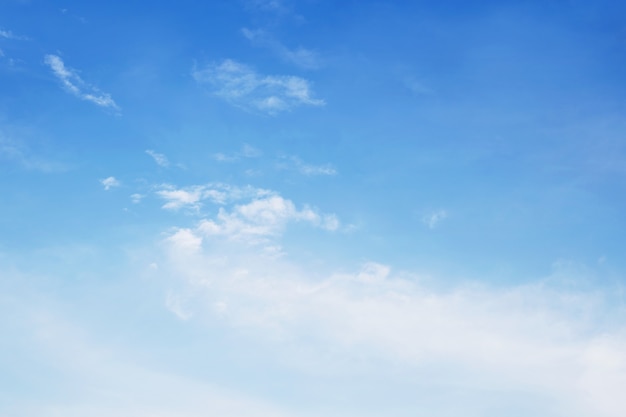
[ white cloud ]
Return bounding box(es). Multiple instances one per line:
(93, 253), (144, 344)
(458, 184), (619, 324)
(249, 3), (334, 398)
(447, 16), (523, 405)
(423, 210), (447, 229)
(159, 230), (626, 416)
(197, 195), (336, 243)
(146, 150), (170, 167)
(44, 54), (120, 111)
(153, 182), (340, 244)
(100, 176), (120, 190)
(157, 186), (204, 211)
(242, 28), (321, 70)
(192, 59), (324, 114)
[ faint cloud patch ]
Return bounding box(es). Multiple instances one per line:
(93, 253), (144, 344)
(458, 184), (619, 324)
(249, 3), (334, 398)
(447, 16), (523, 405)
(0, 28), (28, 40)
(422, 210), (447, 229)
(130, 193), (144, 204)
(0, 132), (67, 172)
(277, 155), (337, 176)
(192, 59), (324, 115)
(402, 74), (433, 96)
(213, 143), (262, 162)
(242, 28), (321, 70)
(244, 0), (289, 13)
(44, 54), (120, 111)
(165, 292), (193, 320)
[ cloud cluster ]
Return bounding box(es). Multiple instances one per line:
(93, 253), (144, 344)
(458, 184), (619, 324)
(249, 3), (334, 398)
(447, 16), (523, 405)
(192, 59), (324, 114)
(157, 184), (339, 244)
(44, 54), (119, 110)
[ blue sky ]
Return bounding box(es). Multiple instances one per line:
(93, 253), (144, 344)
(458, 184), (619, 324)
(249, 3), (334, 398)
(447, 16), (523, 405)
(2, 0), (626, 416)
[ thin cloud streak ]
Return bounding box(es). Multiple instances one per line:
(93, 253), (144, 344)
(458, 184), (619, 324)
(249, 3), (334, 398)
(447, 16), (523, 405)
(44, 54), (120, 111)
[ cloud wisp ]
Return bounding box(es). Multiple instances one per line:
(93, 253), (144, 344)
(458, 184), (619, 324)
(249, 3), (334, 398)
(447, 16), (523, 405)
(146, 150), (170, 168)
(242, 28), (321, 70)
(44, 54), (120, 111)
(192, 59), (324, 114)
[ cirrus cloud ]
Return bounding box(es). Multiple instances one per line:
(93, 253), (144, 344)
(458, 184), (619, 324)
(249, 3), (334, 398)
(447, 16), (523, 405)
(192, 59), (324, 114)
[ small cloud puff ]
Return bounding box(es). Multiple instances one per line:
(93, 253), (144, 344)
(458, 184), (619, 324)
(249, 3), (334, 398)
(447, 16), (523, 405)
(44, 54), (120, 111)
(101, 176), (120, 190)
(192, 59), (324, 114)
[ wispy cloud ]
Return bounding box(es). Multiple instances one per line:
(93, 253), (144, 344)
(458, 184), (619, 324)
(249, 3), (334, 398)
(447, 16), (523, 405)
(423, 210), (447, 229)
(100, 176), (120, 190)
(192, 59), (324, 114)
(44, 54), (120, 111)
(242, 28), (321, 70)
(278, 155), (337, 176)
(145, 149), (170, 167)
